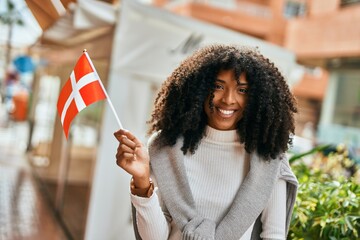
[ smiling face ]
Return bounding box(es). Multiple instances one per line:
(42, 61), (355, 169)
(204, 69), (249, 130)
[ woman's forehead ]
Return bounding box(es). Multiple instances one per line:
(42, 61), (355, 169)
(217, 69), (248, 83)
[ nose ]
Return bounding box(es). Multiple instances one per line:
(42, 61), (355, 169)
(222, 90), (235, 105)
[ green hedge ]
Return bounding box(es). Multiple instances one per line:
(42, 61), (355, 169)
(288, 146), (360, 240)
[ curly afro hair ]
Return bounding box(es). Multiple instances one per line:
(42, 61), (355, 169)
(148, 44), (297, 159)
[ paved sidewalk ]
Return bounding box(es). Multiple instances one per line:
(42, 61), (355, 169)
(0, 121), (69, 240)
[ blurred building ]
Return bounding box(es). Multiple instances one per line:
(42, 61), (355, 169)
(154, 0), (360, 150)
(4, 0), (359, 239)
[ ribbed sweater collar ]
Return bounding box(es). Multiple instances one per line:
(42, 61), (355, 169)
(204, 126), (239, 143)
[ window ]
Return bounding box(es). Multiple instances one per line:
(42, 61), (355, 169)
(283, 0), (307, 18)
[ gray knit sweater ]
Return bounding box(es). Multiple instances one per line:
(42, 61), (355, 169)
(132, 133), (298, 240)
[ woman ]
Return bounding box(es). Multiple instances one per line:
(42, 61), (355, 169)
(114, 44), (298, 240)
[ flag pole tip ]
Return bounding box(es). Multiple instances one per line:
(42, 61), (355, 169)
(83, 49), (87, 53)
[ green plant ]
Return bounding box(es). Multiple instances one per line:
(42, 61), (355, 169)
(289, 144), (331, 164)
(288, 146), (360, 240)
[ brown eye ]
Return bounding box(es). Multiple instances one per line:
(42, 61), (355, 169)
(238, 88), (248, 94)
(215, 84), (224, 90)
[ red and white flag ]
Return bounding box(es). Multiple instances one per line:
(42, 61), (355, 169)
(57, 52), (107, 138)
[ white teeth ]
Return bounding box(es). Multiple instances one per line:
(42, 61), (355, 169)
(219, 109), (234, 115)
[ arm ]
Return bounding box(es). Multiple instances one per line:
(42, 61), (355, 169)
(131, 188), (171, 240)
(260, 179), (287, 240)
(114, 129), (171, 239)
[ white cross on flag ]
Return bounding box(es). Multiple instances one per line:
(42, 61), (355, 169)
(57, 52), (107, 138)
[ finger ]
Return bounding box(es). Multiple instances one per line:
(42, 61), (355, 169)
(116, 152), (134, 162)
(116, 145), (134, 158)
(114, 129), (129, 142)
(116, 152), (135, 166)
(119, 143), (134, 154)
(114, 129), (141, 145)
(115, 134), (136, 150)
(123, 152), (135, 159)
(114, 130), (139, 149)
(117, 130), (143, 147)
(120, 136), (136, 149)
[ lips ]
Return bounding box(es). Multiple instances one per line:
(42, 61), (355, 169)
(217, 108), (236, 118)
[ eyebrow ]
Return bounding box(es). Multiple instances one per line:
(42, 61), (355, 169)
(216, 79), (248, 86)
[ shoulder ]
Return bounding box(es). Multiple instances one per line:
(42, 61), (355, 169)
(147, 132), (184, 163)
(147, 131), (161, 147)
(277, 154), (298, 187)
(147, 131), (184, 151)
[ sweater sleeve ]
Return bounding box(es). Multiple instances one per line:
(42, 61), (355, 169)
(130, 187), (171, 240)
(260, 178), (287, 240)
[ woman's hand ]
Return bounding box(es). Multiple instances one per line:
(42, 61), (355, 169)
(114, 129), (151, 189)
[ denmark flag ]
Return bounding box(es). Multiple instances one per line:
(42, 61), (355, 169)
(57, 52), (107, 138)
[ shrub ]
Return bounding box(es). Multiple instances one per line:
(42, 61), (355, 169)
(288, 145), (360, 240)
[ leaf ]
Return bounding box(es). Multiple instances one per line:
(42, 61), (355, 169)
(289, 144), (360, 239)
(344, 216), (354, 230)
(289, 144), (332, 163)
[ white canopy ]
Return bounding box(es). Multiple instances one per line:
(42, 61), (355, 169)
(114, 1), (295, 81)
